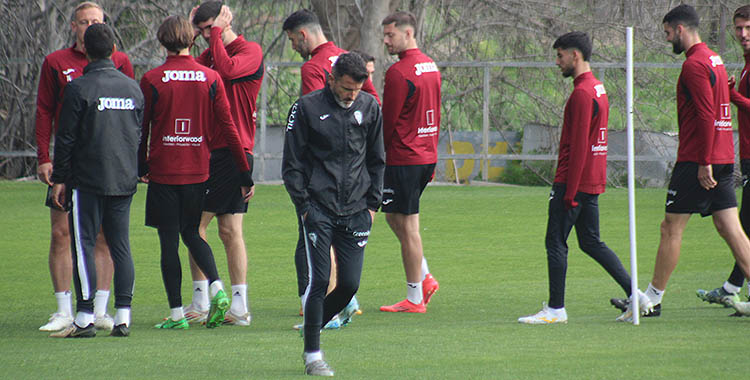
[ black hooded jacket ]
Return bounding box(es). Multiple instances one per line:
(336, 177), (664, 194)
(282, 84), (385, 217)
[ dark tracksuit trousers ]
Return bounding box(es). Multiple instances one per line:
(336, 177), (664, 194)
(147, 182), (221, 309)
(295, 220), (309, 297)
(69, 189), (135, 313)
(726, 159), (750, 287)
(302, 206), (371, 353)
(545, 183), (632, 309)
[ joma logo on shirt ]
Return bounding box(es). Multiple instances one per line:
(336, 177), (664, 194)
(414, 62), (438, 76)
(97, 97), (135, 111)
(161, 70), (207, 83)
(709, 55), (724, 67)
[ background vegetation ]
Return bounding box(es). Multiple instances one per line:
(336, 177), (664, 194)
(1, 0), (745, 179)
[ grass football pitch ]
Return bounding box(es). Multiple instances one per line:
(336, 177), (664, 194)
(1, 181), (748, 379)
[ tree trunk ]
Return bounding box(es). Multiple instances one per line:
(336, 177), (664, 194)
(360, 0), (390, 94)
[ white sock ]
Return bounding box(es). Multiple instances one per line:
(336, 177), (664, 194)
(304, 350), (323, 364)
(55, 291), (72, 316)
(646, 283), (664, 304)
(170, 307), (185, 321)
(94, 290), (110, 317)
(74, 311), (94, 327)
(407, 282), (423, 304)
(193, 280), (209, 309)
(548, 305), (565, 314)
(230, 284), (248, 315)
(421, 257), (430, 282)
(723, 281), (741, 294)
(114, 308), (131, 327)
(209, 280), (224, 298)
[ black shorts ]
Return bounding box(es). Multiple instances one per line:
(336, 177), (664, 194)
(145, 182), (206, 229)
(45, 185), (71, 212)
(203, 148), (254, 215)
(666, 162), (737, 216)
(381, 163), (435, 215)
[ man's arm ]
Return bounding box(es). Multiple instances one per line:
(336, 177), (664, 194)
(207, 7), (263, 80)
(682, 61), (717, 166)
(365, 103), (386, 211)
(114, 53), (135, 79)
(137, 77), (154, 181)
(730, 73), (750, 112)
(212, 78), (252, 183)
(381, 69), (408, 151)
(35, 58), (58, 183)
(562, 89), (593, 209)
(282, 100), (311, 215)
(50, 84), (83, 186)
(300, 63), (327, 95)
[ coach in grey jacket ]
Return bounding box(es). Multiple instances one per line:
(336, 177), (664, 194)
(49, 24), (143, 338)
(282, 52), (384, 376)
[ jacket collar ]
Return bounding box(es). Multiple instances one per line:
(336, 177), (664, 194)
(83, 58), (116, 74)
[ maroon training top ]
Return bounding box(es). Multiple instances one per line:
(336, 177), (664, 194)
(676, 42), (733, 165)
(139, 55), (249, 185)
(300, 41), (380, 103)
(382, 48), (441, 166)
(196, 29), (263, 154)
(35, 44), (134, 165)
(554, 71), (609, 203)
(731, 51), (750, 160)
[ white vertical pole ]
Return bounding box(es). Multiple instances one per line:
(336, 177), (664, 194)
(483, 65), (490, 182)
(626, 27), (639, 325)
(259, 64), (269, 182)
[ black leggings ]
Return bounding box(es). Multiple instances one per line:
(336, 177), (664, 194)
(159, 225), (220, 309)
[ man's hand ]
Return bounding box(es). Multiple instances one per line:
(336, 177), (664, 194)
(37, 162), (53, 186)
(189, 6), (200, 37)
(139, 174), (150, 183)
(564, 198), (578, 210)
(241, 185), (255, 202)
(51, 183), (66, 209)
(213, 5), (233, 30)
(368, 209), (376, 222)
(730, 75), (737, 90)
(697, 165), (717, 190)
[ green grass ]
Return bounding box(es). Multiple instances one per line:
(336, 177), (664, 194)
(0, 182), (746, 379)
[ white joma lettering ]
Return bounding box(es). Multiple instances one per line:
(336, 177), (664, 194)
(161, 70), (207, 83)
(591, 144), (608, 152)
(414, 62), (438, 76)
(97, 97), (135, 111)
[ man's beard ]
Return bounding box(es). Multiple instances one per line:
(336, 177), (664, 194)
(672, 36), (684, 54)
(561, 67), (574, 78)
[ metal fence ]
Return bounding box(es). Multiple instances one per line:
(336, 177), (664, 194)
(4, 60), (742, 182)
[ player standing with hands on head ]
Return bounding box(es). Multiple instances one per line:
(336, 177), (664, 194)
(616, 4), (750, 321)
(139, 15), (253, 330)
(183, 1), (264, 326)
(282, 52), (384, 376)
(35, 1), (133, 333)
(48, 23), (143, 338)
(378, 11), (441, 314)
(282, 9), (379, 326)
(517, 32), (651, 325)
